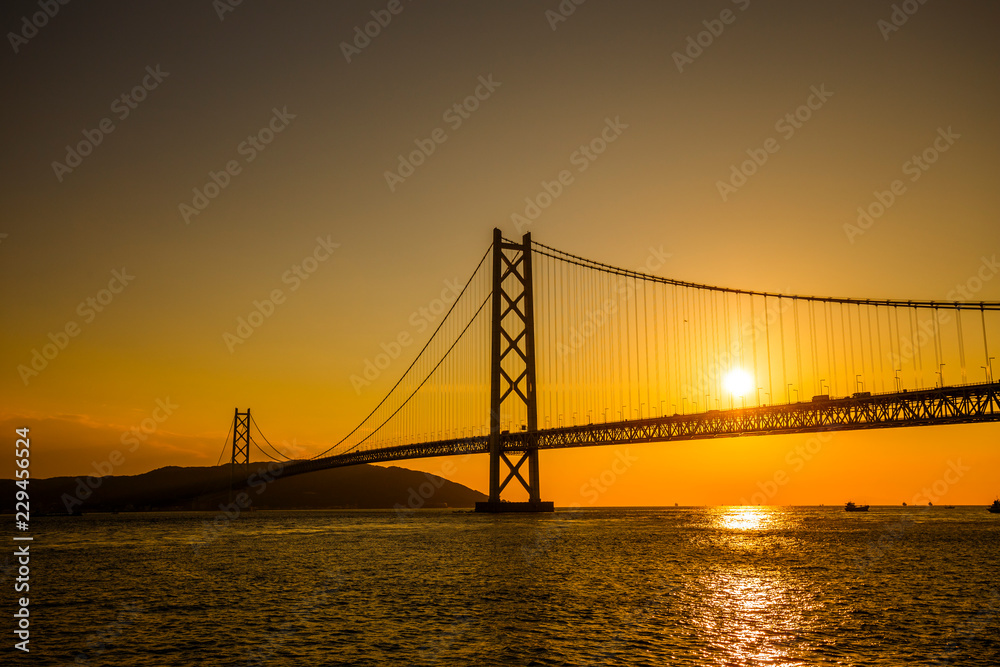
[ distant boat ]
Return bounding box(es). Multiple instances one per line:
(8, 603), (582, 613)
(989, 500), (1000, 514)
(845, 501), (869, 512)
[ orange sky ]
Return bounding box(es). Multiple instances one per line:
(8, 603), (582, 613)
(2, 1), (999, 504)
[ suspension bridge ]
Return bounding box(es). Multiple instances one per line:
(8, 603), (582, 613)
(222, 229), (1000, 512)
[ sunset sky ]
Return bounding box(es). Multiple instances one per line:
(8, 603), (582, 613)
(2, 0), (998, 505)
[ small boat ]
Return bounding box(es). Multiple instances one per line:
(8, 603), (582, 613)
(989, 500), (1000, 514)
(845, 501), (870, 512)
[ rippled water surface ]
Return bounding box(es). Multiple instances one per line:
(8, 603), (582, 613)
(14, 507), (1000, 665)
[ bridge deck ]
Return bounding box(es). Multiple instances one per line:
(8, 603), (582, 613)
(274, 382), (1000, 480)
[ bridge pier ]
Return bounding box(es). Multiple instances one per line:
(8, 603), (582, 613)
(477, 229), (553, 513)
(475, 500), (555, 513)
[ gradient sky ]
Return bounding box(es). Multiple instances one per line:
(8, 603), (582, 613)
(2, 0), (999, 505)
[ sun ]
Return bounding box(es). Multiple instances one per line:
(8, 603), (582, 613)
(723, 368), (754, 397)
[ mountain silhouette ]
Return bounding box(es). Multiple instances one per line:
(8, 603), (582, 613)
(2, 462), (486, 514)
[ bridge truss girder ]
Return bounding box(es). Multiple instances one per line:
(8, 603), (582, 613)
(511, 383), (1000, 450)
(269, 383), (1000, 486)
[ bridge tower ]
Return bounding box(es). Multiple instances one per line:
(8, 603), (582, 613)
(476, 229), (554, 512)
(231, 408), (250, 477)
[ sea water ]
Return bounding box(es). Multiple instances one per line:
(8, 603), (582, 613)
(11, 506), (1000, 665)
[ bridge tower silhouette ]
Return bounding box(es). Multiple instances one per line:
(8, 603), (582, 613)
(477, 229), (553, 512)
(231, 408), (250, 473)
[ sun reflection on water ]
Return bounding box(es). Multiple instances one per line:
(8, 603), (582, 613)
(714, 506), (778, 532)
(690, 507), (814, 665)
(694, 570), (808, 666)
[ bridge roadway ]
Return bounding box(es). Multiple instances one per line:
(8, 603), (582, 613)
(274, 381), (1000, 480)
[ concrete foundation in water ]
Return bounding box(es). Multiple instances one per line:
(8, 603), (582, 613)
(475, 500), (555, 513)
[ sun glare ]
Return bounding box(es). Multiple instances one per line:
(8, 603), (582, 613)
(716, 507), (770, 531)
(723, 368), (754, 397)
